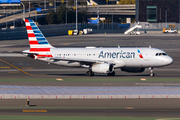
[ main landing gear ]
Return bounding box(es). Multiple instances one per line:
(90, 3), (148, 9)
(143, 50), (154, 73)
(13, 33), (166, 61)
(107, 71), (115, 76)
(149, 67), (155, 77)
(86, 70), (116, 76)
(86, 70), (94, 76)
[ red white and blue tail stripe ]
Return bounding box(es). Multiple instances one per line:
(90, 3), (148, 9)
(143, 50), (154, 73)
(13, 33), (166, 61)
(25, 19), (53, 48)
(24, 19), (53, 58)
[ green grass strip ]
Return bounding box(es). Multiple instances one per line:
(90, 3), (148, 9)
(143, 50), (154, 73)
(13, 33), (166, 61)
(63, 78), (180, 82)
(64, 78), (140, 81)
(0, 106), (125, 109)
(0, 116), (164, 120)
(0, 78), (180, 82)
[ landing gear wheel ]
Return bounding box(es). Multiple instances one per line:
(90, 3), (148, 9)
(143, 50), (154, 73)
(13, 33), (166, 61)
(149, 67), (155, 77)
(150, 73), (155, 77)
(107, 71), (115, 76)
(86, 71), (94, 77)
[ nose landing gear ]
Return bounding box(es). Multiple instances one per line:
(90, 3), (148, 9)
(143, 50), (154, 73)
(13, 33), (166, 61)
(149, 67), (155, 77)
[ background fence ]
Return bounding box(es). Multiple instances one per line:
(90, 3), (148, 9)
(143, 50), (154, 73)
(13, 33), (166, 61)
(140, 22), (180, 30)
(0, 23), (128, 40)
(1, 22), (180, 40)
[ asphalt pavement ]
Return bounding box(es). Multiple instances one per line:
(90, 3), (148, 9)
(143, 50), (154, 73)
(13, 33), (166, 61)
(0, 34), (180, 117)
(1, 99), (180, 117)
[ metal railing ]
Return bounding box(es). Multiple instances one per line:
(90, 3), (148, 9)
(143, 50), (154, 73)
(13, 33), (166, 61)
(139, 22), (180, 30)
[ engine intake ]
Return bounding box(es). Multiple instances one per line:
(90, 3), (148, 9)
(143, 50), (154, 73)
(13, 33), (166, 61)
(121, 67), (145, 73)
(92, 63), (114, 73)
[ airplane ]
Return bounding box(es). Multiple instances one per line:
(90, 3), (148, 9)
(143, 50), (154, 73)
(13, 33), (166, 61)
(23, 19), (173, 77)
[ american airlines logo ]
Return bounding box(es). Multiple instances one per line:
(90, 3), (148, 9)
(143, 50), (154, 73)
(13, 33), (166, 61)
(98, 51), (135, 58)
(137, 49), (143, 58)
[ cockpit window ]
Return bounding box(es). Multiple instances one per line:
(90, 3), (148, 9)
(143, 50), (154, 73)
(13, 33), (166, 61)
(155, 53), (167, 56)
(162, 53), (167, 56)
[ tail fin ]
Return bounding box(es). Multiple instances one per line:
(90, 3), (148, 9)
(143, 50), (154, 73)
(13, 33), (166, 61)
(24, 19), (53, 48)
(24, 19), (53, 58)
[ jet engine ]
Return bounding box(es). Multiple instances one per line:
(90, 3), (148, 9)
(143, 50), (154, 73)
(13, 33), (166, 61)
(92, 63), (114, 73)
(121, 67), (145, 73)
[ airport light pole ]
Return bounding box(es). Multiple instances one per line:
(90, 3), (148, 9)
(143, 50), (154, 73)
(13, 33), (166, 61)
(3, 7), (7, 29)
(76, 0), (78, 32)
(66, 0), (68, 8)
(136, 0), (139, 23)
(97, 6), (99, 29)
(29, 0), (30, 17)
(112, 12), (113, 29)
(44, 0), (46, 10)
(5, 9), (7, 29)
(21, 2), (25, 20)
(165, 9), (169, 23)
(54, 0), (56, 12)
(13, 11), (15, 28)
(66, 10), (70, 24)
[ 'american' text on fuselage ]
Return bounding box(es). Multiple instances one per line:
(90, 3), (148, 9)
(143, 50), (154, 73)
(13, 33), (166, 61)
(98, 51), (135, 59)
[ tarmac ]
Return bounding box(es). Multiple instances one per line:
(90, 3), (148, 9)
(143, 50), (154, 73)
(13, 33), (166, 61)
(0, 33), (180, 117)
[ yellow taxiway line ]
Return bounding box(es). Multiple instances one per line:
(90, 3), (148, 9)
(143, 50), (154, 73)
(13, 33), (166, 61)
(0, 59), (32, 75)
(22, 110), (47, 112)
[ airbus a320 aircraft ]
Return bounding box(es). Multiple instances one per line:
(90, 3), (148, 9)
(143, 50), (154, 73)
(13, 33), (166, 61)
(23, 19), (173, 76)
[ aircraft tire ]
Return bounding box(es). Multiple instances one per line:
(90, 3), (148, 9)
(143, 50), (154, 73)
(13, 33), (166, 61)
(86, 71), (94, 76)
(150, 73), (155, 77)
(107, 71), (115, 76)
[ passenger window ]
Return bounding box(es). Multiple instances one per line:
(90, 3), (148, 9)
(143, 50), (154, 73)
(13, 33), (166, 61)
(156, 53), (158, 56)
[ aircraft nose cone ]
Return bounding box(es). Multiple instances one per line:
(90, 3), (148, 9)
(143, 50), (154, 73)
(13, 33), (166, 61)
(166, 56), (173, 65)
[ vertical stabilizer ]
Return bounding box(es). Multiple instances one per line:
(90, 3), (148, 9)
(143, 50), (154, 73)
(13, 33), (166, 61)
(24, 19), (53, 58)
(24, 19), (53, 48)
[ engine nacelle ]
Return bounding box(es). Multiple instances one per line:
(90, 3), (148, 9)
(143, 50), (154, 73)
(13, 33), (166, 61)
(121, 67), (145, 73)
(92, 63), (114, 73)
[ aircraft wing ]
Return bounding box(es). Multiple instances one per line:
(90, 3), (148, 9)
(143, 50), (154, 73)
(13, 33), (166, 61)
(48, 57), (126, 68)
(48, 57), (110, 64)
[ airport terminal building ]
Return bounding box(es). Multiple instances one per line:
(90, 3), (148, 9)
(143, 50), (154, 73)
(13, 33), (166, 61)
(136, 0), (180, 23)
